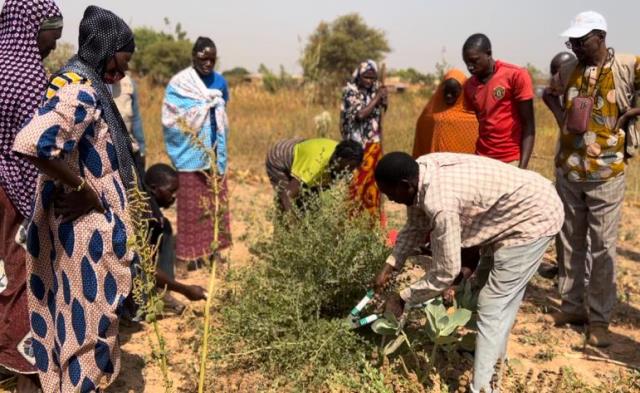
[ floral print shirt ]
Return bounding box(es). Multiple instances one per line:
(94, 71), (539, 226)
(556, 55), (640, 182)
(340, 84), (383, 146)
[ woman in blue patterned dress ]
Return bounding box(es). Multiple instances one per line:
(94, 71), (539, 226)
(13, 6), (140, 392)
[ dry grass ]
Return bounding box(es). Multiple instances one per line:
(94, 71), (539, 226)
(137, 79), (639, 202)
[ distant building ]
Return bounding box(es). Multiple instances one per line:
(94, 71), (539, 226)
(384, 76), (409, 93)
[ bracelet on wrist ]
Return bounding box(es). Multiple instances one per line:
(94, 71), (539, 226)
(73, 178), (86, 192)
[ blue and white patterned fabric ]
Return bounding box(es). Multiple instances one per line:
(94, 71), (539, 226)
(162, 67), (229, 174)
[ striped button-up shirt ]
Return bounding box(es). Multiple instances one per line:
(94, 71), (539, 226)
(388, 153), (564, 304)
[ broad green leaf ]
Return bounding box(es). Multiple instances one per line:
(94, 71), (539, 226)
(436, 315), (450, 331)
(383, 334), (406, 356)
(424, 317), (439, 341)
(371, 318), (398, 336)
(439, 308), (471, 336)
(425, 298), (448, 336)
(426, 298), (448, 322)
(425, 306), (440, 337)
(449, 308), (472, 328)
(382, 311), (398, 325)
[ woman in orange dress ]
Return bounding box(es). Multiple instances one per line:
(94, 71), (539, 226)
(413, 69), (479, 157)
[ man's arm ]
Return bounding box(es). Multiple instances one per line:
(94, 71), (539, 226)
(542, 87), (565, 128)
(398, 211), (461, 306)
(516, 99), (535, 169)
(374, 206), (430, 292)
(616, 108), (640, 131)
(156, 269), (206, 301)
(278, 178), (301, 213)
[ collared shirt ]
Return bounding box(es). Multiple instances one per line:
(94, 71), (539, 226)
(464, 60), (534, 163)
(387, 153), (564, 304)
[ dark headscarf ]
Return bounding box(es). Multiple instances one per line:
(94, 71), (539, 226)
(0, 0), (62, 219)
(77, 6), (134, 74)
(192, 36), (216, 54)
(59, 6), (141, 193)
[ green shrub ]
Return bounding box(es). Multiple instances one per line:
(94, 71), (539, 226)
(258, 183), (389, 314)
(210, 182), (390, 388)
(258, 64), (299, 94)
(222, 67), (251, 86)
(131, 25), (193, 84)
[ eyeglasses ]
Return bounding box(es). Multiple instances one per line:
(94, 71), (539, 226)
(565, 31), (596, 50)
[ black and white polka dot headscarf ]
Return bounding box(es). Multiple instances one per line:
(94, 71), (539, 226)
(59, 6), (141, 193)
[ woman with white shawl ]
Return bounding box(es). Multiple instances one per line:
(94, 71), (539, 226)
(162, 37), (231, 268)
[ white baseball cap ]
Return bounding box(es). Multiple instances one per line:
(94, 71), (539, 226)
(560, 11), (607, 38)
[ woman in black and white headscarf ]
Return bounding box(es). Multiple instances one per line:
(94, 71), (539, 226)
(13, 6), (140, 392)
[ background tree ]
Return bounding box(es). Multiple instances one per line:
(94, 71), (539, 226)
(300, 13), (390, 96)
(43, 42), (75, 73)
(132, 21), (193, 84)
(258, 64), (298, 94)
(222, 66), (251, 86)
(526, 63), (546, 85)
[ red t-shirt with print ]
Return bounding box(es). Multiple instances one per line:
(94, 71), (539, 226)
(464, 60), (534, 163)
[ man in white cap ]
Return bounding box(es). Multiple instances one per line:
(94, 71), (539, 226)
(544, 11), (640, 347)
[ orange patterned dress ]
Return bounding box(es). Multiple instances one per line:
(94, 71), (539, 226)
(413, 69), (479, 158)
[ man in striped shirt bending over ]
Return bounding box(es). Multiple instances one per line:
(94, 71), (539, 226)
(373, 152), (564, 393)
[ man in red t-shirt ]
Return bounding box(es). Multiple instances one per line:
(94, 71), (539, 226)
(462, 33), (536, 168)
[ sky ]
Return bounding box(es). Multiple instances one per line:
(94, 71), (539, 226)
(25, 0), (640, 74)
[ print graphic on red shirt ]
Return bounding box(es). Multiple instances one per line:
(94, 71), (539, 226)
(464, 60), (534, 163)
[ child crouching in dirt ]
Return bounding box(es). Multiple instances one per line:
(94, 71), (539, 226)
(144, 164), (207, 311)
(265, 137), (364, 212)
(373, 152), (563, 393)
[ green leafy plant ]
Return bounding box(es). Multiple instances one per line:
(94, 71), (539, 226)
(371, 312), (412, 356)
(258, 64), (299, 93)
(132, 23), (193, 84)
(255, 183), (390, 315)
(370, 297), (472, 364)
(210, 183), (389, 389)
(128, 177), (172, 393)
(424, 298), (472, 361)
